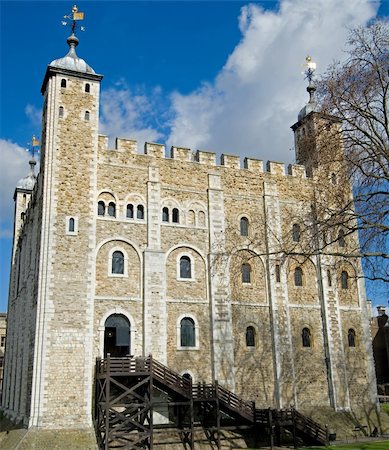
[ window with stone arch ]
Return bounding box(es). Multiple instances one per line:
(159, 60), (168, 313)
(98, 201), (105, 216)
(180, 317), (195, 347)
(85, 110), (90, 121)
(292, 223), (301, 242)
(341, 270), (349, 289)
(162, 207), (169, 222)
(198, 211), (206, 227)
(331, 173), (337, 185)
(108, 202), (116, 217)
(240, 216), (249, 236)
(68, 217), (75, 232)
(327, 269), (332, 287)
(59, 106), (64, 118)
(61, 78), (67, 88)
(137, 205), (144, 220)
(302, 327), (312, 347)
(188, 210), (195, 226)
(246, 326), (256, 347)
(85, 83), (90, 93)
(348, 328), (356, 347)
(241, 263), (251, 284)
(172, 208), (179, 223)
(179, 255), (192, 279)
(126, 204), (134, 219)
(294, 267), (303, 286)
(111, 251), (124, 275)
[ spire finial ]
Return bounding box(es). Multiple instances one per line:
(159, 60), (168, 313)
(61, 5), (85, 47)
(26, 135), (40, 176)
(303, 56), (317, 103)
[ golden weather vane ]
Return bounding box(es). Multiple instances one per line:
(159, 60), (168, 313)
(26, 135), (40, 159)
(303, 55), (317, 84)
(61, 5), (85, 35)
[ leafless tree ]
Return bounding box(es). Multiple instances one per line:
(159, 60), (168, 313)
(314, 21), (389, 286)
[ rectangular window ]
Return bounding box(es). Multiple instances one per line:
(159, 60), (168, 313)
(276, 264), (281, 282)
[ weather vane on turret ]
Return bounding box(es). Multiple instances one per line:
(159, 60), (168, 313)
(61, 5), (85, 35)
(26, 135), (40, 160)
(303, 56), (317, 85)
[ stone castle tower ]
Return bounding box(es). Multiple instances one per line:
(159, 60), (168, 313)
(2, 22), (377, 437)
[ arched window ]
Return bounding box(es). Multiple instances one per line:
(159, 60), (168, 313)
(302, 327), (311, 347)
(331, 173), (337, 185)
(68, 217), (75, 232)
(242, 263), (251, 283)
(246, 326), (255, 347)
(85, 83), (90, 93)
(162, 207), (169, 222)
(341, 271), (348, 289)
(348, 328), (356, 347)
(180, 317), (195, 347)
(240, 217), (249, 236)
(180, 256), (192, 279)
(137, 205), (144, 220)
(292, 224), (301, 242)
(59, 106), (64, 118)
(338, 230), (345, 247)
(182, 372), (192, 382)
(172, 208), (179, 223)
(98, 201), (105, 216)
(275, 264), (281, 282)
(108, 202), (116, 217)
(112, 251), (124, 274)
(61, 78), (67, 88)
(327, 269), (332, 287)
(294, 267), (303, 286)
(126, 204), (134, 218)
(85, 111), (90, 121)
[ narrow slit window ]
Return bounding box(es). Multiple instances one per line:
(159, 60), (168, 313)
(68, 218), (75, 232)
(294, 267), (303, 286)
(327, 270), (332, 287)
(292, 224), (301, 242)
(341, 271), (348, 289)
(162, 207), (169, 222)
(172, 208), (179, 223)
(240, 217), (249, 236)
(246, 326), (255, 347)
(98, 201), (105, 216)
(126, 204), (134, 218)
(348, 329), (356, 347)
(242, 263), (251, 284)
(137, 205), (144, 220)
(302, 327), (311, 347)
(59, 106), (64, 118)
(85, 111), (90, 121)
(331, 173), (337, 185)
(275, 264), (281, 282)
(61, 79), (67, 88)
(108, 202), (116, 217)
(338, 230), (345, 247)
(85, 83), (90, 93)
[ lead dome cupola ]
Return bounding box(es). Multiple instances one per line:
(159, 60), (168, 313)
(16, 159), (36, 191)
(50, 33), (95, 74)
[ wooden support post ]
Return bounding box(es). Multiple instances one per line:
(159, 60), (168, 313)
(149, 354), (154, 450)
(215, 380), (221, 449)
(292, 407), (297, 449)
(269, 408), (274, 450)
(105, 353), (111, 450)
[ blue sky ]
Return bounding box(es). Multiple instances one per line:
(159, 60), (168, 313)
(0, 0), (388, 312)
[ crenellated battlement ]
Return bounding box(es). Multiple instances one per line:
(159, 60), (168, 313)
(98, 135), (308, 179)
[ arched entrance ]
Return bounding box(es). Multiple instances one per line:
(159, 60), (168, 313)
(104, 314), (131, 357)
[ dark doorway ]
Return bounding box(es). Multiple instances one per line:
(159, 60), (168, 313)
(104, 314), (131, 357)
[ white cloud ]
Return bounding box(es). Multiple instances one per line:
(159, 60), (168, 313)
(25, 104), (42, 127)
(0, 139), (31, 238)
(166, 0), (378, 164)
(99, 82), (164, 148)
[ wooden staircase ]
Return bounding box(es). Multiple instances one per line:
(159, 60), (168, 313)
(94, 355), (329, 449)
